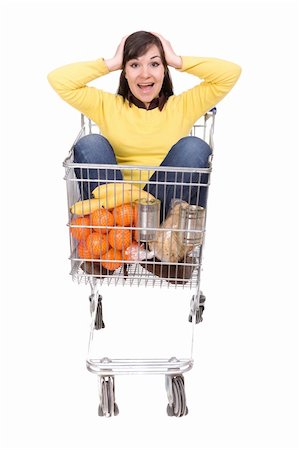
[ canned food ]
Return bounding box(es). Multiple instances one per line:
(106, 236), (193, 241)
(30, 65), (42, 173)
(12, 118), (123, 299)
(178, 204), (206, 246)
(134, 198), (161, 242)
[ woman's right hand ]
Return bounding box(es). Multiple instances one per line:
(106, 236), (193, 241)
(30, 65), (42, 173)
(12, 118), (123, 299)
(104, 36), (127, 72)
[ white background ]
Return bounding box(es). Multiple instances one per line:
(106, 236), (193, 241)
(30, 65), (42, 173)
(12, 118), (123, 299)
(1, 0), (299, 449)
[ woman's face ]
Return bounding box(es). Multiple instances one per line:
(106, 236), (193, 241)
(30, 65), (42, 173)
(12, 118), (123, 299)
(125, 44), (165, 108)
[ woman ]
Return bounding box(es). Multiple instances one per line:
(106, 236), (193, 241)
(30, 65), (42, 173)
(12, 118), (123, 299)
(48, 31), (241, 217)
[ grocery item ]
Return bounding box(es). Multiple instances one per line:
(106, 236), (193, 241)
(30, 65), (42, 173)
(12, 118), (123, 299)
(91, 208), (114, 233)
(134, 198), (160, 242)
(108, 228), (131, 251)
(70, 198), (100, 215)
(92, 182), (135, 200)
(178, 205), (206, 246)
(86, 232), (110, 258)
(91, 182), (156, 209)
(77, 240), (95, 259)
(70, 216), (91, 241)
(124, 241), (147, 262)
(113, 203), (135, 227)
(101, 248), (123, 270)
(149, 200), (190, 263)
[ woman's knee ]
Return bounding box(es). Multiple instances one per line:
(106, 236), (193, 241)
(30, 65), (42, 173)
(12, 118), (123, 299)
(74, 134), (116, 164)
(176, 136), (212, 166)
(163, 136), (212, 168)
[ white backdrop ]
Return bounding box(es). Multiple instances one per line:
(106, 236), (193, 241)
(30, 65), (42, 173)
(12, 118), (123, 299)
(1, 1), (299, 449)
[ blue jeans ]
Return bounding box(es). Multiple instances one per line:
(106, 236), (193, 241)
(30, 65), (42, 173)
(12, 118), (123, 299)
(74, 134), (212, 217)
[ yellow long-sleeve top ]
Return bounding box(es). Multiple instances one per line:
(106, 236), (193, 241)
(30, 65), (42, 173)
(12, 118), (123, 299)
(48, 56), (241, 182)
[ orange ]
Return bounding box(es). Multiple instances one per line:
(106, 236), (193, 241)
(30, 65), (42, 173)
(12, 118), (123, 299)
(108, 228), (131, 251)
(101, 248), (123, 270)
(91, 208), (114, 233)
(86, 232), (110, 258)
(77, 241), (95, 260)
(133, 204), (139, 228)
(133, 229), (140, 242)
(70, 216), (91, 241)
(112, 203), (135, 227)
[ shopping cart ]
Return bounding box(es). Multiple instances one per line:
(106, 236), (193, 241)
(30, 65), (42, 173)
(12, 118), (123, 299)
(63, 108), (216, 417)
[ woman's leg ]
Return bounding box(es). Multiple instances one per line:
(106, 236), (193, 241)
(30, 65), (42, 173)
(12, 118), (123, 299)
(145, 136), (212, 219)
(73, 134), (122, 199)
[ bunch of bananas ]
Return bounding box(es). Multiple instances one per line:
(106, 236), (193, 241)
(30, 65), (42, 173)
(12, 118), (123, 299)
(70, 182), (156, 215)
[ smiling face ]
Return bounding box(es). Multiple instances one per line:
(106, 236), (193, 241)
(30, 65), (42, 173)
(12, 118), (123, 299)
(125, 45), (165, 109)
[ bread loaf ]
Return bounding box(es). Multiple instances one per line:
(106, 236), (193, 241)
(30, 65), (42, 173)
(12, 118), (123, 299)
(149, 201), (191, 262)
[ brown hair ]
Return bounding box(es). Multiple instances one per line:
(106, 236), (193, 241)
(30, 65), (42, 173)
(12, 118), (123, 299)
(117, 31), (173, 111)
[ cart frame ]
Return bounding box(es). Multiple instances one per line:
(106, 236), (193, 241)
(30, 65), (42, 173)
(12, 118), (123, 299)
(63, 108), (216, 416)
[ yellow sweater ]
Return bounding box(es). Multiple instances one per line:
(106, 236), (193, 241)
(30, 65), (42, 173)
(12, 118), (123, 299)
(48, 56), (241, 182)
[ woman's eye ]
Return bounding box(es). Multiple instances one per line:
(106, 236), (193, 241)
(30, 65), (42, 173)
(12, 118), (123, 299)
(130, 63), (139, 68)
(151, 62), (160, 67)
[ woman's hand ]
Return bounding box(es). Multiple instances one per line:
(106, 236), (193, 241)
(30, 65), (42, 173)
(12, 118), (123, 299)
(104, 35), (127, 71)
(152, 33), (182, 69)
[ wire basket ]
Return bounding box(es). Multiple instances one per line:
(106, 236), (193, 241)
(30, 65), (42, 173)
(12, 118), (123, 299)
(63, 110), (216, 288)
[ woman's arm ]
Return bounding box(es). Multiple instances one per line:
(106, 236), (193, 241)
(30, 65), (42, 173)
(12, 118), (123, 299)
(47, 58), (111, 118)
(178, 56), (241, 122)
(104, 35), (127, 71)
(47, 36), (128, 121)
(153, 33), (241, 121)
(151, 32), (182, 69)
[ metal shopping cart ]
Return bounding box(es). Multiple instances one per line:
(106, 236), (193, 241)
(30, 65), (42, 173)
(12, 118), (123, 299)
(63, 108), (216, 417)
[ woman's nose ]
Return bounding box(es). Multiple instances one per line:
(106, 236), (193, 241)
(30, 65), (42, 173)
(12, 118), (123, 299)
(140, 65), (150, 77)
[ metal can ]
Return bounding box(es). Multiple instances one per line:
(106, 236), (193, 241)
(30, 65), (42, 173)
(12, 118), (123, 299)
(134, 198), (161, 242)
(178, 204), (206, 246)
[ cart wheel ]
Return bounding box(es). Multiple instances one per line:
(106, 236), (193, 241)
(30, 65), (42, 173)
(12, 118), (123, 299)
(172, 377), (180, 416)
(176, 376), (188, 416)
(89, 294), (95, 315)
(98, 405), (104, 416)
(113, 403), (119, 416)
(94, 295), (105, 330)
(166, 403), (174, 416)
(98, 376), (119, 417)
(166, 375), (188, 417)
(189, 293), (206, 324)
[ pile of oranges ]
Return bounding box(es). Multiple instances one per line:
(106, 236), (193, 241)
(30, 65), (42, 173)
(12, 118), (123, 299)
(70, 203), (139, 270)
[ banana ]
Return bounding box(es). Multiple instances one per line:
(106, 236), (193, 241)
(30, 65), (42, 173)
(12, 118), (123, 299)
(70, 198), (101, 215)
(100, 187), (157, 209)
(92, 182), (137, 199)
(71, 183), (157, 213)
(92, 182), (157, 209)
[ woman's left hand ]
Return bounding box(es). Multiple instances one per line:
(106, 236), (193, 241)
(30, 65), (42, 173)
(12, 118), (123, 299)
(152, 33), (182, 69)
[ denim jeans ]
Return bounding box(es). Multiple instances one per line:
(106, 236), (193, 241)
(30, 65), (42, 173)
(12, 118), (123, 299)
(74, 134), (212, 217)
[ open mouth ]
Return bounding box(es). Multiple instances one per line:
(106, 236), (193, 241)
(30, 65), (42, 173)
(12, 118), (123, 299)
(137, 83), (154, 93)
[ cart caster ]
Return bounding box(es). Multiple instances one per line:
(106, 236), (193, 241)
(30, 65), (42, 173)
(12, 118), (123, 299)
(165, 375), (188, 417)
(90, 294), (105, 329)
(89, 294), (95, 314)
(189, 293), (206, 324)
(98, 376), (119, 417)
